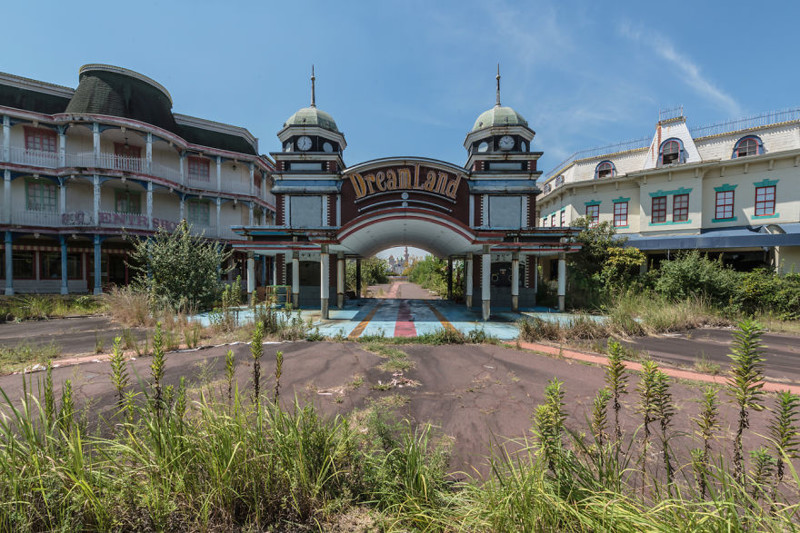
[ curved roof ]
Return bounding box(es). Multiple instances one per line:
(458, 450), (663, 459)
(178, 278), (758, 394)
(66, 64), (177, 132)
(283, 106), (339, 133)
(472, 105), (528, 132)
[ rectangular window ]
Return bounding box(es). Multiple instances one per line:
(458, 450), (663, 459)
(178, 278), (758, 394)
(550, 213), (556, 227)
(652, 196), (667, 223)
(25, 179), (57, 212)
(40, 252), (61, 279)
(113, 142), (142, 171)
(67, 253), (81, 279)
(715, 190), (735, 220)
(24, 127), (57, 153)
(542, 217), (548, 227)
(187, 200), (210, 226)
(114, 190), (142, 214)
(613, 201), (628, 227)
(188, 157), (210, 182)
(673, 194), (689, 222)
(755, 185), (776, 216)
(585, 205), (599, 227)
(13, 251), (35, 279)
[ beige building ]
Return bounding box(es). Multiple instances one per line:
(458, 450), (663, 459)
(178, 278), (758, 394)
(537, 107), (800, 273)
(0, 64), (275, 294)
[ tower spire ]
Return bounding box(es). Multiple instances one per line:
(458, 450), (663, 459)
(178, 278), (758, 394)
(310, 65), (316, 108)
(495, 63), (501, 107)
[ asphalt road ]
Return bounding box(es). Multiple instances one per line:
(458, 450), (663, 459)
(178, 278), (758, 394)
(0, 316), (149, 355)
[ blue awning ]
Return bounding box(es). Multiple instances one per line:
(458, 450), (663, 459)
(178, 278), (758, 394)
(624, 223), (800, 251)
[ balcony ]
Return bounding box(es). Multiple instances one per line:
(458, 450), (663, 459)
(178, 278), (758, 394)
(8, 147), (59, 169)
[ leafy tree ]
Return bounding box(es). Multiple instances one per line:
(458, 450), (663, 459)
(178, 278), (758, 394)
(654, 250), (736, 306)
(346, 257), (390, 294)
(407, 255), (463, 298)
(129, 220), (231, 311)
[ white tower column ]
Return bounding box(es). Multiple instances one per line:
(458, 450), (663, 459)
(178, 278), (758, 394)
(320, 246), (330, 319)
(92, 123), (100, 165)
(246, 252), (256, 305)
(336, 252), (345, 308)
(92, 175), (100, 224)
(146, 182), (153, 229)
(557, 252), (567, 312)
(481, 247), (491, 320)
(465, 252), (473, 308)
(216, 156), (222, 191)
(291, 252), (300, 307)
(3, 170), (10, 224)
(2, 116), (10, 162)
(58, 127), (66, 167)
(511, 252), (520, 312)
(145, 133), (153, 173)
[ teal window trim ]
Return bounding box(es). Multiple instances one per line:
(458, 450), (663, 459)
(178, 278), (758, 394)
(711, 216), (738, 223)
(612, 196), (631, 203)
(648, 187), (692, 198)
(584, 199), (601, 206)
(753, 213), (780, 219)
(614, 225), (630, 229)
(753, 178), (779, 188)
(714, 183), (738, 193)
(648, 219), (693, 226)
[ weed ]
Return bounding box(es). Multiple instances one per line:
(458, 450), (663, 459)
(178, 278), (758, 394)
(94, 332), (105, 354)
(692, 386), (719, 498)
(768, 390), (800, 494)
(251, 322), (264, 408)
(605, 339), (628, 463)
(0, 341), (61, 374)
(274, 350), (283, 404)
(150, 322), (165, 418)
(693, 352), (721, 375)
(590, 387), (611, 447)
(225, 349), (235, 405)
(109, 336), (128, 409)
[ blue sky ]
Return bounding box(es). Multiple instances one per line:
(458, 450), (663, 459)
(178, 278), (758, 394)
(4, 0), (798, 258)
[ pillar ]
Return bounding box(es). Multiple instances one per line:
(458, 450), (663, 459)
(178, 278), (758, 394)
(511, 252), (519, 312)
(337, 252), (345, 308)
(60, 235), (68, 295)
(481, 248), (491, 320)
(2, 116), (9, 162)
(557, 252), (566, 312)
(93, 234), (102, 295)
(291, 252), (300, 307)
(145, 133), (153, 173)
(465, 252), (473, 308)
(216, 156), (222, 191)
(248, 203), (254, 226)
(272, 255), (278, 286)
(320, 246), (330, 319)
(146, 182), (153, 229)
(179, 153), (186, 185)
(4, 231), (13, 296)
(355, 258), (362, 298)
(216, 198), (221, 232)
(246, 252), (256, 305)
(58, 178), (66, 215)
(92, 123), (100, 164)
(4, 170), (11, 224)
(261, 256), (267, 286)
(249, 164), (255, 196)
(179, 195), (185, 221)
(533, 256), (539, 303)
(57, 126), (66, 167)
(92, 175), (100, 225)
(446, 257), (453, 300)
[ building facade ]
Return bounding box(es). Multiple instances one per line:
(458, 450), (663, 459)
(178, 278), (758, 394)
(0, 64), (276, 294)
(234, 71), (579, 318)
(537, 107), (800, 273)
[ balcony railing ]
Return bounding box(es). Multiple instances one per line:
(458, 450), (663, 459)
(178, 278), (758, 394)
(8, 147), (60, 168)
(11, 209), (62, 226)
(5, 149), (266, 203)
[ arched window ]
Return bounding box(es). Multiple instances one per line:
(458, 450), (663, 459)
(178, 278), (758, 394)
(732, 136), (763, 158)
(594, 161), (615, 179)
(659, 138), (683, 166)
(555, 175), (565, 187)
(543, 183), (552, 193)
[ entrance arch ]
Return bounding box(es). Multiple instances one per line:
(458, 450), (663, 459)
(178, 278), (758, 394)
(233, 156), (580, 319)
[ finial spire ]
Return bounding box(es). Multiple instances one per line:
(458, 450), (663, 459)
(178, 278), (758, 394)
(310, 65), (316, 108)
(495, 63), (501, 107)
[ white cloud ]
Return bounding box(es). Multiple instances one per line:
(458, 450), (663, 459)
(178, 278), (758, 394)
(619, 22), (742, 117)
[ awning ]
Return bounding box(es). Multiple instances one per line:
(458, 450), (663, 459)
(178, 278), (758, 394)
(625, 223), (800, 251)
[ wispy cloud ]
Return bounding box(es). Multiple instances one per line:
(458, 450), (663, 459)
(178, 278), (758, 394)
(619, 22), (742, 117)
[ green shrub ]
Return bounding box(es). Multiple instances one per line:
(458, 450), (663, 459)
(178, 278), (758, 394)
(346, 257), (390, 294)
(653, 251), (737, 307)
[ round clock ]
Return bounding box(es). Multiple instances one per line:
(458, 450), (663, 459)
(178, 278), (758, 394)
(499, 135), (514, 151)
(477, 141), (489, 153)
(297, 136), (312, 151)
(322, 141), (333, 153)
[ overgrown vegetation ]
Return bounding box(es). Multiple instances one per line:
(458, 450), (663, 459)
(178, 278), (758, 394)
(406, 255), (464, 299)
(346, 257), (390, 295)
(0, 294), (102, 322)
(2, 320), (799, 531)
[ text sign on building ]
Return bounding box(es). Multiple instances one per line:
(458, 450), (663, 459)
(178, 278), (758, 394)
(348, 164), (461, 201)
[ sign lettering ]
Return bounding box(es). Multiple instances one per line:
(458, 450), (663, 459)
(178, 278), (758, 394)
(349, 165), (461, 201)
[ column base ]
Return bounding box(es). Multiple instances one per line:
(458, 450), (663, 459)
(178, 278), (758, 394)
(558, 295), (565, 312)
(94, 287), (102, 296)
(337, 293), (344, 309)
(321, 298), (329, 319)
(465, 294), (472, 308)
(511, 295), (519, 312)
(61, 285), (69, 295)
(4, 287), (13, 296)
(292, 293), (299, 308)
(482, 299), (490, 321)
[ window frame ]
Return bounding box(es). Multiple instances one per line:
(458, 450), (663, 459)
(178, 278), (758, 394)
(585, 204), (600, 227)
(732, 135), (763, 158)
(651, 196), (667, 223)
(187, 156), (211, 182)
(714, 190), (735, 220)
(594, 161), (615, 179)
(673, 194), (689, 222)
(24, 126), (57, 153)
(187, 200), (211, 226)
(113, 142), (142, 171)
(25, 178), (58, 212)
(754, 185), (776, 216)
(114, 190), (142, 214)
(613, 201), (628, 227)
(559, 210), (565, 227)
(12, 250), (36, 280)
(659, 138), (683, 166)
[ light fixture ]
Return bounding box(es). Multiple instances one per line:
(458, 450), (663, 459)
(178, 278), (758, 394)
(124, 136), (129, 149)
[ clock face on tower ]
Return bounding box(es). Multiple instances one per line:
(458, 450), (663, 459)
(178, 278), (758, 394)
(499, 135), (514, 151)
(297, 136), (312, 151)
(323, 142), (333, 153)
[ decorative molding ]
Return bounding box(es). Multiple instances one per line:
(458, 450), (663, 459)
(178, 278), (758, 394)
(753, 213), (780, 219)
(612, 196), (630, 203)
(711, 216), (738, 223)
(648, 219), (692, 226)
(753, 178), (779, 188)
(584, 199), (601, 206)
(713, 183), (738, 193)
(648, 187), (692, 198)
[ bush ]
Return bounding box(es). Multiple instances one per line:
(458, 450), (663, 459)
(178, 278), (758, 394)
(346, 257), (390, 294)
(406, 256), (463, 298)
(653, 251), (737, 307)
(129, 220), (232, 312)
(731, 269), (800, 320)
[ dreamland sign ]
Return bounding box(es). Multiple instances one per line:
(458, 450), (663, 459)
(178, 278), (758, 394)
(347, 164), (462, 201)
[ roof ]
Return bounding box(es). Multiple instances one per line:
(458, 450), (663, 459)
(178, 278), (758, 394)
(0, 71), (73, 114)
(472, 105), (528, 132)
(625, 223), (800, 251)
(284, 106), (339, 133)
